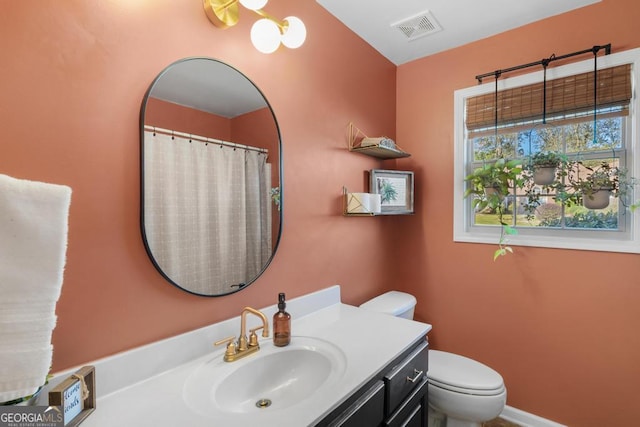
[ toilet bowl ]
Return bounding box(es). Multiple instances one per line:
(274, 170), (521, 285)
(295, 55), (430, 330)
(428, 350), (506, 427)
(359, 291), (507, 427)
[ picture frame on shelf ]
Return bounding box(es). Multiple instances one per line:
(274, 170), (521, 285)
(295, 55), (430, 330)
(369, 169), (414, 215)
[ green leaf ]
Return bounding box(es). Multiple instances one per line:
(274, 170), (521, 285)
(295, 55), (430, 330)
(506, 159), (522, 168)
(493, 245), (514, 261)
(503, 225), (518, 235)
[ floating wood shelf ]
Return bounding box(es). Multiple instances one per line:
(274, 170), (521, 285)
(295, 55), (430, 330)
(347, 122), (411, 159)
(344, 211), (377, 217)
(349, 145), (411, 159)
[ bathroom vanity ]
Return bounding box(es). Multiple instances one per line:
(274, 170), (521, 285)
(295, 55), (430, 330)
(41, 286), (431, 426)
(318, 339), (429, 426)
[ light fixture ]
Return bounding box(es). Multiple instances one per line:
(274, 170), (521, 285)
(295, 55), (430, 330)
(250, 19), (280, 54)
(239, 0), (267, 10)
(280, 16), (306, 49)
(203, 0), (306, 53)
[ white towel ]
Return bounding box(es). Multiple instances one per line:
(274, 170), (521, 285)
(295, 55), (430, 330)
(0, 174), (71, 402)
(0, 347), (53, 402)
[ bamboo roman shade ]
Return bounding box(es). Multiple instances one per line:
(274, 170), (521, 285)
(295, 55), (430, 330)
(465, 64), (632, 133)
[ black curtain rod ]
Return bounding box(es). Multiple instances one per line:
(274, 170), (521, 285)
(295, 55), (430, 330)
(475, 43), (611, 83)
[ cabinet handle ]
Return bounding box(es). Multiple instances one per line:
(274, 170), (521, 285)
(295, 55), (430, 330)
(406, 369), (424, 383)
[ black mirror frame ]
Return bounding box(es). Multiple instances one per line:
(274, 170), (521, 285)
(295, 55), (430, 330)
(139, 57), (283, 297)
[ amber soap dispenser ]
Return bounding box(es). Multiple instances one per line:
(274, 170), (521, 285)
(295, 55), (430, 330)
(273, 292), (291, 347)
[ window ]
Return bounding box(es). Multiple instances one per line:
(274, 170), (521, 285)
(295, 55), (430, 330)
(453, 48), (640, 253)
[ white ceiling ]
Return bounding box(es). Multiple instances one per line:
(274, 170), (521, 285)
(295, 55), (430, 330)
(149, 58), (267, 118)
(148, 0), (602, 116)
(316, 0), (601, 65)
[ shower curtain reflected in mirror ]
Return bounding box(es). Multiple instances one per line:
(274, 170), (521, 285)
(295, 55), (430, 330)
(143, 131), (272, 295)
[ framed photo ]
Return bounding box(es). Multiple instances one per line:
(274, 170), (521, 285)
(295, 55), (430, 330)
(48, 366), (96, 427)
(369, 169), (414, 214)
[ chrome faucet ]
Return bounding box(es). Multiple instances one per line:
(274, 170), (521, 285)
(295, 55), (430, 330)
(214, 307), (270, 362)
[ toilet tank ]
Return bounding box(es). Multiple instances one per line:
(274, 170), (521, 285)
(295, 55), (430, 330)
(359, 291), (417, 320)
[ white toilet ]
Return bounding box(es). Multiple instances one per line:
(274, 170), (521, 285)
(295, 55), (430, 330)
(360, 291), (507, 427)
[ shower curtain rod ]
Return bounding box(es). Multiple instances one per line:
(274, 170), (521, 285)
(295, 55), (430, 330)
(475, 43), (611, 83)
(144, 125), (268, 154)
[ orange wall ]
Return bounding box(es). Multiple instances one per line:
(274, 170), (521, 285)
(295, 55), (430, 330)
(145, 97), (232, 140)
(4, 1), (638, 425)
(232, 107), (279, 149)
(145, 99), (280, 171)
(1, 0), (395, 376)
(396, 0), (640, 425)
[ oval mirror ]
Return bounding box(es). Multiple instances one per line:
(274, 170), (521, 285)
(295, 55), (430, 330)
(140, 57), (282, 296)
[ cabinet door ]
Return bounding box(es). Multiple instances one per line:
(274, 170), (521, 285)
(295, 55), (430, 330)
(384, 376), (428, 427)
(384, 341), (429, 416)
(328, 380), (385, 427)
(401, 405), (423, 427)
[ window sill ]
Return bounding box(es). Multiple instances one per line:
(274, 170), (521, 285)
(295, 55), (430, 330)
(453, 226), (640, 254)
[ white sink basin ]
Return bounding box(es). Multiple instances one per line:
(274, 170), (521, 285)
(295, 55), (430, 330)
(183, 336), (347, 420)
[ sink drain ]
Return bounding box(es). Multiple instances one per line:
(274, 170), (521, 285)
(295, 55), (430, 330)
(255, 398), (272, 409)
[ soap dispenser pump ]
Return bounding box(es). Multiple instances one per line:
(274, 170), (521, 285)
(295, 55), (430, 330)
(273, 292), (291, 347)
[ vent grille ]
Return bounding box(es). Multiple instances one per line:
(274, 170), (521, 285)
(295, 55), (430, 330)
(392, 10), (442, 41)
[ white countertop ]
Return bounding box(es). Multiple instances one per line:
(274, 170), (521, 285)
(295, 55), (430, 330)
(43, 286), (431, 427)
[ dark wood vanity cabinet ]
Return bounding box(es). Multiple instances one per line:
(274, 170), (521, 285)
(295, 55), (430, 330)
(325, 381), (385, 427)
(318, 339), (429, 427)
(384, 341), (429, 427)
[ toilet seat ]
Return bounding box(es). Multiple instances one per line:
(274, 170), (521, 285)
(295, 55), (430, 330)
(428, 350), (505, 396)
(428, 378), (504, 396)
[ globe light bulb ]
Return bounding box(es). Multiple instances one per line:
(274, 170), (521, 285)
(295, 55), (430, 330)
(239, 0), (268, 10)
(250, 18), (281, 54)
(281, 16), (306, 49)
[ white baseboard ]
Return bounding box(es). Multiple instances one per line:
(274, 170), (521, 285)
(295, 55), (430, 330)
(500, 405), (567, 427)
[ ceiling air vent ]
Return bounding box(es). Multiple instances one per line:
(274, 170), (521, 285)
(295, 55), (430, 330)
(391, 10), (442, 41)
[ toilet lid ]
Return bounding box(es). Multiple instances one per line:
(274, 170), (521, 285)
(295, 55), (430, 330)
(428, 350), (504, 395)
(359, 291), (416, 316)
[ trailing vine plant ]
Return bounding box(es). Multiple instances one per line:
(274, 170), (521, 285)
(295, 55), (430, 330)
(464, 158), (524, 260)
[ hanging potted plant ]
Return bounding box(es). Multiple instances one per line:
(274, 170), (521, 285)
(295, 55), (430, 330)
(569, 162), (640, 210)
(464, 158), (524, 259)
(521, 152), (570, 220)
(524, 151), (568, 185)
(574, 165), (616, 209)
(464, 158), (524, 202)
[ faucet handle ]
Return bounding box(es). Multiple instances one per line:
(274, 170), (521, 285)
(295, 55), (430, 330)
(248, 326), (267, 347)
(214, 336), (237, 358)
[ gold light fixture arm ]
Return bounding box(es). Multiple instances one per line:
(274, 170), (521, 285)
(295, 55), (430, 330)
(203, 0), (240, 28)
(252, 8), (288, 32)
